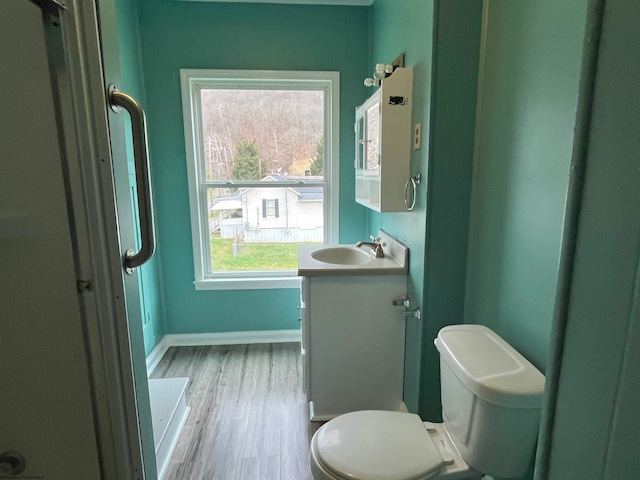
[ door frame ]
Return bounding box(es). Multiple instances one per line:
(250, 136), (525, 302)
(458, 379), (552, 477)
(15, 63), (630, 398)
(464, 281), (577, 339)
(48, 0), (150, 477)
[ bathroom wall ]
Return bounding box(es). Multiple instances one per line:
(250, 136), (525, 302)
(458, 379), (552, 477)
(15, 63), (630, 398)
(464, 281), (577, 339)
(465, 0), (588, 374)
(539, 1), (640, 478)
(368, 0), (435, 414)
(369, 0), (483, 417)
(114, 0), (167, 354)
(135, 0), (369, 335)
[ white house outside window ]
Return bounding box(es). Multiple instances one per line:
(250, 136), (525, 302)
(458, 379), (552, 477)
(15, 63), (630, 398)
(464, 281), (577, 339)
(180, 69), (340, 290)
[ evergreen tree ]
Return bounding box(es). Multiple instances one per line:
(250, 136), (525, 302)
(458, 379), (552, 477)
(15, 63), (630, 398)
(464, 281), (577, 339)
(231, 141), (268, 180)
(309, 138), (324, 176)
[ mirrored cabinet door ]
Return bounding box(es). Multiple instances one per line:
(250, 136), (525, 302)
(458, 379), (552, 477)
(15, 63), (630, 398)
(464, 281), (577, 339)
(365, 98), (381, 175)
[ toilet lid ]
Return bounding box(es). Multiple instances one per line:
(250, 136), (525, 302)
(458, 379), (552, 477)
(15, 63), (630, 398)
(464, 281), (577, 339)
(315, 411), (444, 480)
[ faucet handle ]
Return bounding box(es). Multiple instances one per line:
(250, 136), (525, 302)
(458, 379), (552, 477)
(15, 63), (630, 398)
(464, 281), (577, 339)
(375, 238), (387, 249)
(370, 235), (381, 243)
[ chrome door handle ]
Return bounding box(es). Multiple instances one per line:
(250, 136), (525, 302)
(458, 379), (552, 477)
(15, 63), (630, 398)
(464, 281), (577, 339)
(108, 85), (156, 274)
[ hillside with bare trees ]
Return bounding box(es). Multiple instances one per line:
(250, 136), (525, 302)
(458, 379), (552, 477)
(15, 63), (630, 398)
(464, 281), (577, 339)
(200, 89), (324, 181)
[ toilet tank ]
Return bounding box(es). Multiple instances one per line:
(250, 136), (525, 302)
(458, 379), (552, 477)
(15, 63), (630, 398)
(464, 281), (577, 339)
(435, 325), (545, 479)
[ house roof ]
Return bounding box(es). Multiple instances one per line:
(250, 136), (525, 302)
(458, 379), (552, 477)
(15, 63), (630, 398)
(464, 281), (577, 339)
(211, 175), (323, 212)
(296, 187), (323, 201)
(212, 192), (242, 210)
(211, 175), (324, 202)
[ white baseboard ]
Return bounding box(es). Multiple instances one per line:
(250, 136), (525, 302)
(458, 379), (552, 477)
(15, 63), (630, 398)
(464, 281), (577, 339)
(146, 336), (171, 375)
(146, 329), (302, 375)
(309, 400), (410, 422)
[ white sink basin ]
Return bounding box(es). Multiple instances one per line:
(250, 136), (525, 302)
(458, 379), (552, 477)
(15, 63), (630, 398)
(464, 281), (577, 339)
(298, 232), (409, 276)
(310, 246), (372, 265)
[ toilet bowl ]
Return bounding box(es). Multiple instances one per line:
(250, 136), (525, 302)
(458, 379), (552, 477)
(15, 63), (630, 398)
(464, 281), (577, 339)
(309, 325), (545, 480)
(310, 411), (482, 480)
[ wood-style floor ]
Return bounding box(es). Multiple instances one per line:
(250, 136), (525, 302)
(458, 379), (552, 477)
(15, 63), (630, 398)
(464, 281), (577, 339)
(150, 343), (322, 480)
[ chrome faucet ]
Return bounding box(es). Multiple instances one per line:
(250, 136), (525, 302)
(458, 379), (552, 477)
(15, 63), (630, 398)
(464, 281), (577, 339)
(356, 236), (386, 258)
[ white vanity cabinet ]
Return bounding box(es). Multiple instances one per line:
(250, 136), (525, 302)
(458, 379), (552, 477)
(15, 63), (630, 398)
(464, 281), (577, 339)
(300, 274), (407, 421)
(355, 67), (413, 212)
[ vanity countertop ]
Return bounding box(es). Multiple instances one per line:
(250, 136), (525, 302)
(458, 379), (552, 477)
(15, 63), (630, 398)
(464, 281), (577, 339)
(297, 230), (409, 277)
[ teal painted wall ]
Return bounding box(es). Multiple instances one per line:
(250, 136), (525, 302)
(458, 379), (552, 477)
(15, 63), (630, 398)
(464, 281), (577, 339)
(466, 2), (587, 478)
(465, 0), (587, 374)
(418, 1), (482, 420)
(136, 0), (368, 334)
(540, 1), (640, 478)
(114, 0), (145, 105)
(369, 0), (482, 417)
(368, 0), (434, 415)
(114, 0), (167, 355)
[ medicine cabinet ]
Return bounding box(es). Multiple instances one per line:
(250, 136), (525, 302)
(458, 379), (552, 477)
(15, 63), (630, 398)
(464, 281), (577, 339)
(355, 67), (413, 212)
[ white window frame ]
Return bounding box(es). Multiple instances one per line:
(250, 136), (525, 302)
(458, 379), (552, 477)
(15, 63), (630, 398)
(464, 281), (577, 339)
(180, 69), (340, 290)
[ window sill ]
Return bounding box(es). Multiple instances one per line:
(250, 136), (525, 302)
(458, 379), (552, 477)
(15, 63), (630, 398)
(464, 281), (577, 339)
(194, 276), (302, 291)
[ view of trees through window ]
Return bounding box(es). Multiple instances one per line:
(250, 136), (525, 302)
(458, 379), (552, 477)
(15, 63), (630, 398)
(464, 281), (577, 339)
(200, 89), (326, 272)
(201, 89), (324, 181)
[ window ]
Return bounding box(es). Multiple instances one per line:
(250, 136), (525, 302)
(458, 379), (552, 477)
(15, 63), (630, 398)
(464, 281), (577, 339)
(181, 69), (339, 290)
(263, 199), (279, 218)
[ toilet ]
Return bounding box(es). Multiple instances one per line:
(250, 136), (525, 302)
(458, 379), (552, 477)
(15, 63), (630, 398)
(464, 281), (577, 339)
(309, 324), (545, 480)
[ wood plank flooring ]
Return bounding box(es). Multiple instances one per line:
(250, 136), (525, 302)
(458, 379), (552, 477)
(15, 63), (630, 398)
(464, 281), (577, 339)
(150, 343), (322, 480)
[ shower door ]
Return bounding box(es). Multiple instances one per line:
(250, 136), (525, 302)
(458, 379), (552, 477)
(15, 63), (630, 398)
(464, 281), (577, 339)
(0, 1), (103, 477)
(0, 0), (157, 478)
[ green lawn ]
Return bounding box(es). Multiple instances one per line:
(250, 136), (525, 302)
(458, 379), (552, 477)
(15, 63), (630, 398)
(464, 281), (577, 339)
(211, 237), (319, 271)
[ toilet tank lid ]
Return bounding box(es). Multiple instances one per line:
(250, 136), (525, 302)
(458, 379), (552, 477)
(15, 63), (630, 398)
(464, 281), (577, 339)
(435, 325), (545, 408)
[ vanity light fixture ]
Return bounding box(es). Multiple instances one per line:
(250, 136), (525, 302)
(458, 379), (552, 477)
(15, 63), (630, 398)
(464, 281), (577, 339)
(364, 63), (395, 87)
(364, 54), (406, 87)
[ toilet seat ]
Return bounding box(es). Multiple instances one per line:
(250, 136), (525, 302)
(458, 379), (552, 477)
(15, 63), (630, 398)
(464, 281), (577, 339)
(312, 411), (451, 480)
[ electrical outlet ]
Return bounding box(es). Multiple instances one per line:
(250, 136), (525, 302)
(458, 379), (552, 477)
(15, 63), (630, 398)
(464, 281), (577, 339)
(414, 122), (422, 150)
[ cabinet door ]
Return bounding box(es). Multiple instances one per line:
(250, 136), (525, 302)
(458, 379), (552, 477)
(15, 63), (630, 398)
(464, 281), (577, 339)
(355, 110), (366, 172)
(355, 89), (382, 177)
(307, 275), (406, 419)
(364, 99), (381, 175)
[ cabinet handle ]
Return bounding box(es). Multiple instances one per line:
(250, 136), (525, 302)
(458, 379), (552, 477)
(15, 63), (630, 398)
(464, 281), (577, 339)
(392, 297), (410, 308)
(401, 308), (421, 320)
